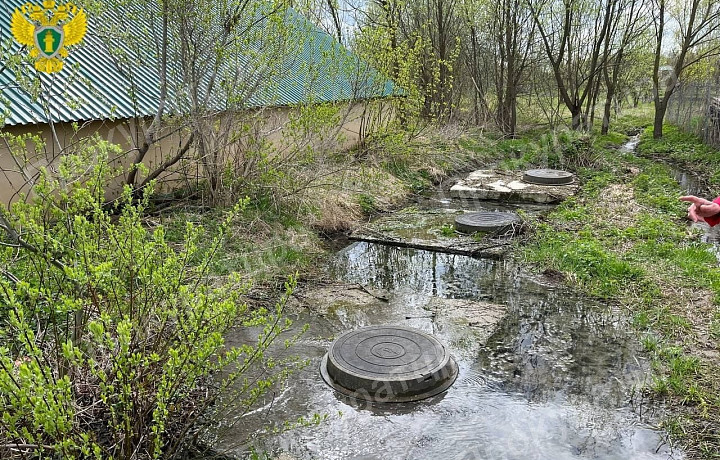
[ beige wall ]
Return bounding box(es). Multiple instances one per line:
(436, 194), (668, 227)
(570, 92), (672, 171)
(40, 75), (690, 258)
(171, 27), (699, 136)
(0, 101), (376, 204)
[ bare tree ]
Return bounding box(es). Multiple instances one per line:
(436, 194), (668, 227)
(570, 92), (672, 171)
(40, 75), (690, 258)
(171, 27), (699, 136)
(528, 0), (619, 130)
(651, 0), (720, 138)
(491, 0), (536, 135)
(600, 0), (651, 134)
(459, 0), (491, 126)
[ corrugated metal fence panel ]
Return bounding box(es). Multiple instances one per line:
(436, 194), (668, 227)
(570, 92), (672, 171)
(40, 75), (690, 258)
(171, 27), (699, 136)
(0, 1), (400, 127)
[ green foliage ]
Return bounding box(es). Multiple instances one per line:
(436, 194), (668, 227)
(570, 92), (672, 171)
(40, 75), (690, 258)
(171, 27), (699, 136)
(352, 16), (429, 125)
(638, 124), (720, 171)
(610, 110), (653, 135)
(358, 194), (378, 214)
(495, 130), (599, 171)
(578, 170), (616, 197)
(550, 198), (590, 221)
(0, 141), (300, 459)
(439, 223), (456, 237)
(710, 309), (720, 340)
(623, 213), (685, 242)
(649, 346), (702, 400)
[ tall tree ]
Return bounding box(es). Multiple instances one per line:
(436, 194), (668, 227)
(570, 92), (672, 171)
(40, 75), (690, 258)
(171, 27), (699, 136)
(459, 0), (491, 125)
(651, 0), (720, 138)
(600, 0), (650, 134)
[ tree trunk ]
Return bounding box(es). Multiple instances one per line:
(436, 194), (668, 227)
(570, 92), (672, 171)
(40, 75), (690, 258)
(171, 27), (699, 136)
(571, 106), (584, 130)
(601, 91), (613, 135)
(500, 84), (518, 137)
(653, 99), (667, 138)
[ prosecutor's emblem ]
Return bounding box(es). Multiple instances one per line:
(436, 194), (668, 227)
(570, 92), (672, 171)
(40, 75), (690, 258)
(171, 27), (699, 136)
(10, 1), (87, 73)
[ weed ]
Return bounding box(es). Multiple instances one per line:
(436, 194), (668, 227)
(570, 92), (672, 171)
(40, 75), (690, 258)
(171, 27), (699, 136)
(711, 310), (720, 340)
(439, 223), (456, 237)
(358, 194), (378, 214)
(521, 224), (642, 297)
(634, 311), (651, 329)
(471, 230), (490, 241)
(641, 334), (659, 352)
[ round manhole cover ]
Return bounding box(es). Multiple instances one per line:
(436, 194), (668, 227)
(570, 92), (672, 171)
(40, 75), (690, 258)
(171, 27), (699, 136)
(522, 169), (574, 185)
(320, 326), (458, 402)
(454, 211), (521, 234)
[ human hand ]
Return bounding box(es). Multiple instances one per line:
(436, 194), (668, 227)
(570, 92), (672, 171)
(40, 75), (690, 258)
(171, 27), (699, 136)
(679, 195), (720, 223)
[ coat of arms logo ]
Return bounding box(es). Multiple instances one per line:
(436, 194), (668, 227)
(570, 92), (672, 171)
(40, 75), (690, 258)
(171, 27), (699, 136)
(10, 1), (87, 74)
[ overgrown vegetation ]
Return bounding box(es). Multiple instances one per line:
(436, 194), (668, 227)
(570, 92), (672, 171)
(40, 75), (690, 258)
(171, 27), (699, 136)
(638, 125), (720, 189)
(0, 142), (305, 459)
(519, 112), (720, 457)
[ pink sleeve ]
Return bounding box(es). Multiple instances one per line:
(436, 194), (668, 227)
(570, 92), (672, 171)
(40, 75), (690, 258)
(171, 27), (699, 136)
(704, 196), (720, 227)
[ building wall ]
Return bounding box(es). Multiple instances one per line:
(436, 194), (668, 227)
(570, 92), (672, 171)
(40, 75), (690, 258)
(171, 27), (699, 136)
(0, 101), (376, 204)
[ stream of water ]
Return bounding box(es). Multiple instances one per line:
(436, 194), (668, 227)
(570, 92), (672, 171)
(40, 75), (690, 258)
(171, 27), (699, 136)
(213, 187), (684, 459)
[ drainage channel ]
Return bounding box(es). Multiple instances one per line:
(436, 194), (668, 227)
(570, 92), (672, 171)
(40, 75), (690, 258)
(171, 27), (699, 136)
(212, 188), (682, 459)
(620, 135), (720, 248)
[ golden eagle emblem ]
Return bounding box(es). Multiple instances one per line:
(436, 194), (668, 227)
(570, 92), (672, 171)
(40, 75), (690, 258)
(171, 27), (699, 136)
(10, 0), (87, 73)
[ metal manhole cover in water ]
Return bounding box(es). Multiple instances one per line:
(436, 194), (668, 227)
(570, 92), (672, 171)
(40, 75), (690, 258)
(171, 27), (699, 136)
(320, 326), (458, 402)
(522, 168), (574, 185)
(454, 211), (521, 234)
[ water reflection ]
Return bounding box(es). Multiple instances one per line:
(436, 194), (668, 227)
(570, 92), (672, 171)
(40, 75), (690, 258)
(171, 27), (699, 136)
(216, 243), (681, 460)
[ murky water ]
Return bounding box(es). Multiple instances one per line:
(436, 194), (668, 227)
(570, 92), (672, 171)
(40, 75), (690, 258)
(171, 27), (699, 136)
(215, 238), (683, 459)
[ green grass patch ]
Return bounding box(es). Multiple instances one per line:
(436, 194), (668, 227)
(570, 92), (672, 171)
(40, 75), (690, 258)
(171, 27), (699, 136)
(610, 108), (654, 134)
(710, 309), (720, 340)
(159, 207), (321, 280)
(632, 164), (686, 214)
(439, 223), (456, 237)
(638, 124), (720, 189)
(357, 193), (378, 214)
(638, 124), (716, 160)
(522, 223), (642, 297)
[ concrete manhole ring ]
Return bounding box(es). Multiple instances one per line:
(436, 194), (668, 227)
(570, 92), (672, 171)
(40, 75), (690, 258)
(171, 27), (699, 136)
(522, 168), (574, 185)
(320, 325), (458, 402)
(454, 211), (521, 234)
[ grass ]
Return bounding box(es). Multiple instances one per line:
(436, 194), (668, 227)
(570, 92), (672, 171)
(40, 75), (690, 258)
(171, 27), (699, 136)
(517, 111), (720, 457)
(638, 124), (720, 189)
(439, 223), (456, 237)
(157, 206), (324, 281)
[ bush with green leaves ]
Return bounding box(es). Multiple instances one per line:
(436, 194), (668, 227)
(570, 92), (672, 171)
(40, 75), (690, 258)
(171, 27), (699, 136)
(0, 137), (300, 459)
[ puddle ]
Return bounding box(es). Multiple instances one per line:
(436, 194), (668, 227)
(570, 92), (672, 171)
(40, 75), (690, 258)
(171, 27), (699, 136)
(348, 194), (552, 258)
(672, 168), (707, 197)
(213, 242), (682, 460)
